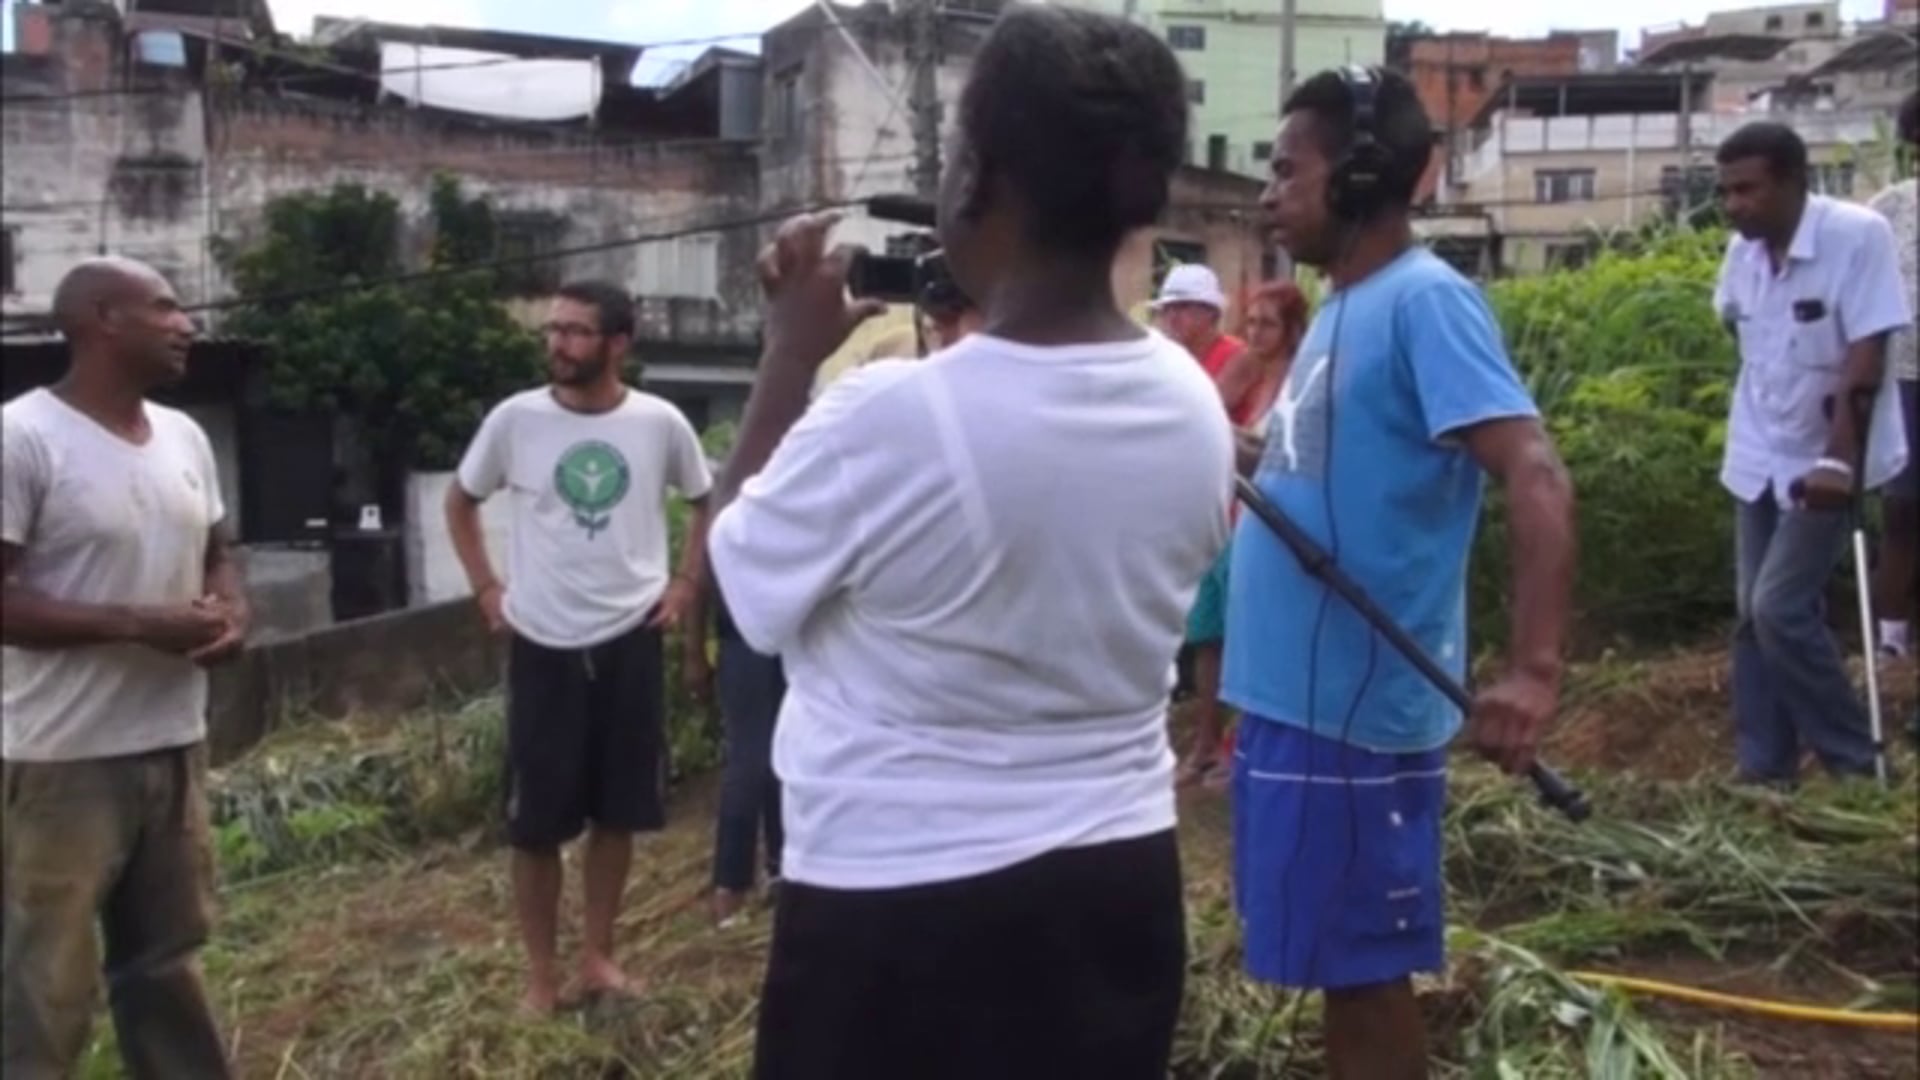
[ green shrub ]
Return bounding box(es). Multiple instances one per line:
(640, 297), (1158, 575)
(1473, 227), (1736, 652)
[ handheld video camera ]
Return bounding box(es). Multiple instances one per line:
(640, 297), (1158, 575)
(845, 195), (969, 313)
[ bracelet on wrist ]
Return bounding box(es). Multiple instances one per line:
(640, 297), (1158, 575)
(1815, 456), (1854, 477)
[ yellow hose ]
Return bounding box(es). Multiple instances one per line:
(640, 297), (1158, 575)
(1567, 970), (1919, 1032)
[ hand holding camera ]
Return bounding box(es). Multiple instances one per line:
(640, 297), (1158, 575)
(757, 211), (888, 375)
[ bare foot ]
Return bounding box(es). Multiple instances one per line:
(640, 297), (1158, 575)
(519, 978), (559, 1017)
(579, 955), (645, 1001)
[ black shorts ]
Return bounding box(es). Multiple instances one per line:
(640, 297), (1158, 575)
(753, 830), (1186, 1080)
(504, 622), (667, 849)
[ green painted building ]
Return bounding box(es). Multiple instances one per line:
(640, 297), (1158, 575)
(1056, 0), (1387, 177)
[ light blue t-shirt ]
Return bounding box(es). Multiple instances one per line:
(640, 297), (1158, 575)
(1222, 248), (1538, 754)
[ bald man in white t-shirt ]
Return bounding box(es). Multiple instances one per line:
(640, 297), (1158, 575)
(3, 258), (244, 1079)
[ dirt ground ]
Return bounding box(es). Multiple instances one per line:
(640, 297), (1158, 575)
(183, 648), (1918, 1079)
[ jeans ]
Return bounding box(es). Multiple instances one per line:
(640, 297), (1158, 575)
(2, 745), (232, 1080)
(711, 638), (787, 892)
(1732, 493), (1878, 781)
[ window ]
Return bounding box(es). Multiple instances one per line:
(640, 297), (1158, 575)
(1168, 25), (1206, 51)
(1154, 240), (1208, 288)
(771, 66), (803, 143)
(1252, 140), (1274, 165)
(1659, 164), (1716, 214)
(1812, 161), (1856, 197)
(1533, 168), (1596, 204)
(1187, 79), (1206, 105)
(1544, 242), (1595, 271)
(1468, 66), (1485, 90)
(493, 212), (566, 297)
(635, 234), (720, 301)
(1806, 12), (1825, 28)
(1206, 135), (1228, 171)
(1764, 14), (1783, 30)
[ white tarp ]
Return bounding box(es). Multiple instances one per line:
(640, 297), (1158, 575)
(379, 42), (603, 122)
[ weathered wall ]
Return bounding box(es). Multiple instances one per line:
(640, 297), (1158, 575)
(3, 10), (763, 344)
(1112, 167), (1269, 314)
(3, 66), (215, 314)
(206, 598), (501, 764)
(201, 97), (761, 342)
(243, 546), (334, 643)
(758, 7), (981, 253)
(404, 470), (513, 608)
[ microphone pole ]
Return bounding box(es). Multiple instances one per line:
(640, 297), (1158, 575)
(1234, 476), (1593, 822)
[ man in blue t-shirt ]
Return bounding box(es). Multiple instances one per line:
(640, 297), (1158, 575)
(1226, 67), (1577, 1078)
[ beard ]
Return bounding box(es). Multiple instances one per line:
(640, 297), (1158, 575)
(550, 351), (611, 387)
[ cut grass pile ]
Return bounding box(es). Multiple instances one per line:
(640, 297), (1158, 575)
(76, 653), (1920, 1079)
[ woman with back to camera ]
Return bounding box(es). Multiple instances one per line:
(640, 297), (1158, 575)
(706, 6), (1232, 1078)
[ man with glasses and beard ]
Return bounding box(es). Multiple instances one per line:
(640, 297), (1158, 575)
(445, 280), (714, 1015)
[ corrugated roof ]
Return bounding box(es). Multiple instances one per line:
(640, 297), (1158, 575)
(1467, 70), (1715, 129)
(1808, 29), (1919, 76)
(1636, 33), (1795, 67)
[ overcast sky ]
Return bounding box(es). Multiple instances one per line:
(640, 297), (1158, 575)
(0, 0), (1894, 81)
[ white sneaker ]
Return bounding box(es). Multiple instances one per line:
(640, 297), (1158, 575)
(1879, 620), (1912, 659)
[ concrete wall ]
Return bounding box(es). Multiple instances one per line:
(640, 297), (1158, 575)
(758, 6), (980, 254)
(242, 546), (333, 643)
(1408, 34), (1584, 132)
(2, 10), (763, 340)
(1112, 167), (1270, 312)
(404, 471), (513, 607)
(206, 598), (502, 764)
(1458, 108), (1898, 248)
(1146, 0), (1389, 178)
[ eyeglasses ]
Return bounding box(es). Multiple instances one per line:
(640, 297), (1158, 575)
(540, 321), (603, 341)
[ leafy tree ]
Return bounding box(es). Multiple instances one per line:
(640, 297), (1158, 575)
(216, 175), (542, 471)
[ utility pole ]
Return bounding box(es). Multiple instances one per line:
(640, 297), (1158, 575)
(1273, 0), (1298, 281)
(906, 0), (943, 201)
(1279, 0), (1297, 107)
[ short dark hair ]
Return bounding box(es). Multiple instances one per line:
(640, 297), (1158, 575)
(555, 280), (635, 337)
(1715, 122), (1809, 184)
(1282, 67), (1434, 209)
(958, 5), (1188, 256)
(1900, 89), (1919, 147)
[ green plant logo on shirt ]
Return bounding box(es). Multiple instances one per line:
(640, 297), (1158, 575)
(554, 440), (631, 538)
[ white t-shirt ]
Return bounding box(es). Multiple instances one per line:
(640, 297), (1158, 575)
(1, 389), (223, 762)
(708, 332), (1234, 890)
(456, 387), (713, 649)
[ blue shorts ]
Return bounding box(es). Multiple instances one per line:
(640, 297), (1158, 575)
(1231, 716), (1448, 990)
(1184, 542), (1231, 645)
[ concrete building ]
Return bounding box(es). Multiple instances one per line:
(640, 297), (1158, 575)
(1061, 0), (1388, 178)
(1451, 70), (1897, 273)
(761, 1), (1272, 312)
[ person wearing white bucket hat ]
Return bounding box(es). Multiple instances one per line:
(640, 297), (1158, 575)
(1152, 264), (1241, 379)
(1152, 263), (1248, 786)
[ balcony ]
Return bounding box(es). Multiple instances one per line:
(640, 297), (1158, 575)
(1462, 108), (1891, 183)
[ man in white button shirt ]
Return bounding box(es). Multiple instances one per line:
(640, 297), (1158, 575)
(1712, 122), (1913, 785)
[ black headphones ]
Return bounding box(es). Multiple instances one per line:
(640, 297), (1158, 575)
(1327, 64), (1393, 222)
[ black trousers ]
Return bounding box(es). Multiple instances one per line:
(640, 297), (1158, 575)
(504, 623), (666, 849)
(753, 830), (1187, 1080)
